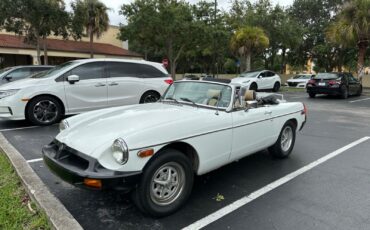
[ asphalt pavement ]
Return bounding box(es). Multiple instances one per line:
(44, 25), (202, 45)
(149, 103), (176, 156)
(1, 91), (370, 230)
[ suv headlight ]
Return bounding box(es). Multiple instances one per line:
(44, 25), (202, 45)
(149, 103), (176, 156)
(111, 138), (129, 165)
(0, 89), (19, 99)
(59, 120), (69, 131)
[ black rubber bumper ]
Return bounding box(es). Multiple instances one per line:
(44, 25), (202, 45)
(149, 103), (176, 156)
(42, 140), (141, 192)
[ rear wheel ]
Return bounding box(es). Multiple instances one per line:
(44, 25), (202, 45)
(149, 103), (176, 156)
(272, 82), (280, 92)
(269, 121), (296, 158)
(140, 91), (160, 104)
(340, 86), (348, 99)
(308, 92), (316, 98)
(132, 149), (194, 217)
(26, 96), (63, 126)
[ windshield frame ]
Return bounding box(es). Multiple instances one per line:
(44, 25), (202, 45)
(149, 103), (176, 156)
(162, 80), (234, 111)
(30, 61), (79, 79)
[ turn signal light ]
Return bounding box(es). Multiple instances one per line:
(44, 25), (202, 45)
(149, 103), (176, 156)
(84, 178), (102, 189)
(138, 149), (154, 158)
(164, 79), (174, 85)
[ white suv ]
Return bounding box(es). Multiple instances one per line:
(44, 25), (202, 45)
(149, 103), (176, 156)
(0, 59), (172, 125)
(231, 70), (281, 92)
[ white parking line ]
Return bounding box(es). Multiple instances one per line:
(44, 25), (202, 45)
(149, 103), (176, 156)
(26, 158), (43, 163)
(349, 98), (370, 103)
(183, 136), (370, 230)
(0, 126), (39, 132)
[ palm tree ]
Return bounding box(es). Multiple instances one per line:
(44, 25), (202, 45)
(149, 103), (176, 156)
(326, 0), (369, 78)
(230, 26), (269, 71)
(72, 0), (110, 58)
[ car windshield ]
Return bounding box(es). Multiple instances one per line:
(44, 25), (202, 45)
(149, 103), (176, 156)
(31, 61), (77, 78)
(163, 81), (232, 109)
(0, 67), (12, 75)
(238, 71), (259, 78)
(314, 73), (338, 79)
(294, 75), (311, 79)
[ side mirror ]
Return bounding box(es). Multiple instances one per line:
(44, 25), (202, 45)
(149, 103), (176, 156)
(67, 75), (79, 84)
(257, 75), (262, 79)
(4, 76), (12, 81)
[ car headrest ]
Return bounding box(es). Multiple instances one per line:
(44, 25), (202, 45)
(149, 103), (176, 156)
(207, 89), (221, 98)
(244, 90), (256, 101)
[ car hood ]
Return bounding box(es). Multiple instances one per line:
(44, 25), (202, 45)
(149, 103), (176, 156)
(0, 77), (48, 90)
(231, 77), (253, 85)
(287, 79), (308, 83)
(56, 102), (230, 157)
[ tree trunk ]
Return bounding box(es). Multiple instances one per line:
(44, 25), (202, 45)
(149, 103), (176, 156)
(245, 52), (251, 71)
(89, 25), (94, 58)
(357, 41), (367, 82)
(36, 35), (41, 65)
(170, 62), (176, 80)
(281, 48), (286, 74)
(43, 38), (48, 65)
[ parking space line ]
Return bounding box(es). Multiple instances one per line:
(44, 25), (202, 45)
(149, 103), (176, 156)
(26, 158), (43, 163)
(183, 136), (370, 230)
(349, 98), (370, 103)
(0, 126), (39, 132)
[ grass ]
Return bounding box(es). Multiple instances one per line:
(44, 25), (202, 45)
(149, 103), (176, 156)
(0, 153), (51, 230)
(279, 86), (306, 93)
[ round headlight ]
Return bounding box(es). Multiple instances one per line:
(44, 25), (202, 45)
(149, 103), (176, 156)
(59, 120), (69, 131)
(111, 138), (129, 165)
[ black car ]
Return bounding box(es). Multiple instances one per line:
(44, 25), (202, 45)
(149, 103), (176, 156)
(0, 65), (54, 85)
(306, 72), (362, 99)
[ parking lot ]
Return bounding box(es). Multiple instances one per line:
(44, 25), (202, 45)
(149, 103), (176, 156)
(2, 90), (370, 230)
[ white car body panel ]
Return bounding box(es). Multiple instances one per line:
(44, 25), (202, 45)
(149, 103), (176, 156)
(56, 87), (306, 175)
(231, 70), (281, 90)
(0, 59), (170, 120)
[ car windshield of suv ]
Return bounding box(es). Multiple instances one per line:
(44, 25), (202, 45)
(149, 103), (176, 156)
(31, 61), (76, 78)
(314, 73), (339, 79)
(238, 71), (259, 78)
(163, 81), (232, 108)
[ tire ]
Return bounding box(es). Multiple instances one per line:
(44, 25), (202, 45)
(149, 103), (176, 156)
(249, 83), (258, 91)
(340, 86), (348, 99)
(132, 149), (194, 217)
(272, 82), (280, 92)
(356, 86), (362, 96)
(268, 121), (296, 158)
(308, 92), (316, 98)
(26, 96), (63, 126)
(140, 91), (160, 104)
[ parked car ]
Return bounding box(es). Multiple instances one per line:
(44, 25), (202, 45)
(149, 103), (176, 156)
(0, 65), (54, 85)
(0, 59), (172, 125)
(286, 74), (315, 88)
(231, 70), (281, 92)
(306, 72), (362, 99)
(43, 80), (307, 217)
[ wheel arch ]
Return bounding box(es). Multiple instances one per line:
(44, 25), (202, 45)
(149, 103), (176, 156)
(25, 94), (66, 119)
(140, 90), (161, 103)
(146, 142), (200, 174)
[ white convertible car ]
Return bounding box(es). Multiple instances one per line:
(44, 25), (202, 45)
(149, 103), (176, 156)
(43, 80), (307, 217)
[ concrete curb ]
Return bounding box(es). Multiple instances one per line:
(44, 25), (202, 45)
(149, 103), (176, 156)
(0, 133), (83, 230)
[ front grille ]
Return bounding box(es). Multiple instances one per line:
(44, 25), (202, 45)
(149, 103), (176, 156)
(52, 141), (89, 171)
(288, 82), (298, 87)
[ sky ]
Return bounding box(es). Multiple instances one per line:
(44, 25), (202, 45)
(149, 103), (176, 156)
(64, 0), (294, 26)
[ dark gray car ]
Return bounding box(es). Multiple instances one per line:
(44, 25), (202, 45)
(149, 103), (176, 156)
(0, 65), (54, 85)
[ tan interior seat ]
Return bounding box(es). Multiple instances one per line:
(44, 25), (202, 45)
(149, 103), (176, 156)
(206, 89), (221, 106)
(244, 90), (256, 101)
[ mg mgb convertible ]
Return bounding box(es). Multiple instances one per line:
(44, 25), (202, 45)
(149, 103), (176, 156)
(43, 80), (307, 217)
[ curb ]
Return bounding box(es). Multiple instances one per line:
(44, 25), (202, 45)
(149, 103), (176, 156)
(0, 133), (83, 230)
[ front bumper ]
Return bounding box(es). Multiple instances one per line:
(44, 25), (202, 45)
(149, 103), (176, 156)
(42, 140), (141, 192)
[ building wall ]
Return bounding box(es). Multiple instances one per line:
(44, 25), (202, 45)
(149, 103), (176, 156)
(0, 25), (123, 48)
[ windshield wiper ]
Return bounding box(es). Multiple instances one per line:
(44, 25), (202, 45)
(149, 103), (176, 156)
(164, 97), (180, 104)
(180, 97), (198, 107)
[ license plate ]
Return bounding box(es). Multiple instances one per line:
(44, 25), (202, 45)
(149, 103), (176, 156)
(318, 82), (326, 86)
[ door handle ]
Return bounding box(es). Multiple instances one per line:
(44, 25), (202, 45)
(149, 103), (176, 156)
(108, 82), (119, 86)
(264, 111), (272, 115)
(95, 83), (106, 87)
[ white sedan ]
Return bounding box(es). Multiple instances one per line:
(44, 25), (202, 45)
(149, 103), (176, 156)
(0, 59), (171, 125)
(231, 70), (282, 92)
(286, 74), (315, 88)
(43, 80), (307, 217)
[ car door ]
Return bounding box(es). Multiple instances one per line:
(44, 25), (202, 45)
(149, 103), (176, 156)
(256, 71), (267, 89)
(265, 71), (277, 89)
(347, 73), (361, 95)
(64, 61), (108, 113)
(106, 61), (144, 107)
(230, 106), (275, 161)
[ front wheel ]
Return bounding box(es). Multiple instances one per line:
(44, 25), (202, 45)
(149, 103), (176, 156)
(269, 121), (296, 158)
(308, 92), (316, 98)
(272, 82), (280, 92)
(26, 96), (63, 126)
(341, 86), (348, 99)
(132, 149), (194, 217)
(356, 86), (362, 96)
(249, 83), (258, 91)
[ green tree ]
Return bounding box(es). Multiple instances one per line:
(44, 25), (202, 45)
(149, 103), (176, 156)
(71, 0), (110, 58)
(230, 26), (269, 71)
(326, 0), (370, 77)
(120, 0), (194, 79)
